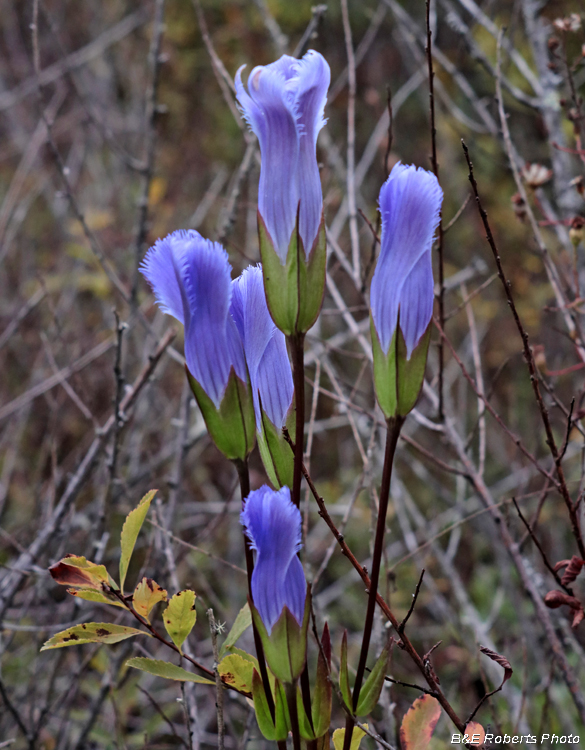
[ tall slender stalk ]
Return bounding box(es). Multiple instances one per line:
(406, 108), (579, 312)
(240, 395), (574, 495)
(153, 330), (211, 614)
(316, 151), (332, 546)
(342, 417), (403, 750)
(285, 681), (302, 750)
(290, 333), (306, 509)
(235, 459), (275, 720)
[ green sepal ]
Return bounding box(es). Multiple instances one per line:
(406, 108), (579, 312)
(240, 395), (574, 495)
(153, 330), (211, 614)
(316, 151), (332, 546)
(258, 211), (326, 336)
(251, 670), (290, 741)
(355, 642), (390, 716)
(371, 317), (431, 419)
(339, 630), (352, 710)
(250, 587), (311, 684)
(312, 622), (332, 736)
(257, 402), (295, 488)
(186, 366), (255, 461)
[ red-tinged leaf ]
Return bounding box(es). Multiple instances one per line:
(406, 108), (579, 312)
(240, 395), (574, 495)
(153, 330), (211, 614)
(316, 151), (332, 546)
(572, 606), (584, 628)
(560, 556), (584, 586)
(479, 646), (513, 684)
(465, 721), (486, 746)
(553, 558), (571, 573)
(544, 590), (581, 609)
(133, 578), (167, 621)
(399, 695), (441, 750)
(49, 556), (116, 591)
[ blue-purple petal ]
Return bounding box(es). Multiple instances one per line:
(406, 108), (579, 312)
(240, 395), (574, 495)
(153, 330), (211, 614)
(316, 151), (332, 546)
(241, 485), (306, 633)
(370, 163), (443, 358)
(235, 50), (330, 261)
(140, 230), (246, 407)
(231, 266), (293, 427)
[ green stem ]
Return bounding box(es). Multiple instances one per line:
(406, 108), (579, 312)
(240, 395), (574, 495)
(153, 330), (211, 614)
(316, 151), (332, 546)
(235, 458), (275, 721)
(343, 417), (403, 750)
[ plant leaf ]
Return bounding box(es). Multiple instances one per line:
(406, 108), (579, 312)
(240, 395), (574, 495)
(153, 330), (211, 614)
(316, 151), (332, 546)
(465, 722), (486, 747)
(312, 623), (332, 737)
(40, 623), (148, 651)
(332, 724), (368, 750)
(163, 589), (197, 653)
(126, 657), (214, 684)
(119, 489), (157, 593)
(399, 695), (441, 750)
(50, 555), (117, 592)
(356, 643), (389, 716)
(218, 653), (255, 693)
(133, 578), (167, 622)
(219, 603), (252, 659)
(67, 589), (126, 609)
(339, 630), (352, 709)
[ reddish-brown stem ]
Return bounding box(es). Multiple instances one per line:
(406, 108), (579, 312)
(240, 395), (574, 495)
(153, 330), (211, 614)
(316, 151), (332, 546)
(290, 333), (306, 509)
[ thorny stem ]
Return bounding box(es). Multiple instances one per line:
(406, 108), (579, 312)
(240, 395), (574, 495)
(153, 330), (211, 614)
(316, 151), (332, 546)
(343, 417), (404, 750)
(425, 0), (445, 421)
(235, 459), (276, 720)
(462, 140), (585, 560)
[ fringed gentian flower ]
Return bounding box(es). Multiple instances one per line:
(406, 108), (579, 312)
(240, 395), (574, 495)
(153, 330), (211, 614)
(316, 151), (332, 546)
(370, 163), (443, 419)
(241, 485), (309, 682)
(231, 266), (295, 487)
(236, 51), (330, 335)
(140, 230), (255, 460)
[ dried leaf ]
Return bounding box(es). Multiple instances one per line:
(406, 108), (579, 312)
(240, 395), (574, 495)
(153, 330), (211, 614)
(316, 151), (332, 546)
(479, 646), (513, 684)
(399, 695), (441, 750)
(572, 606), (584, 629)
(133, 578), (167, 622)
(560, 556), (585, 587)
(41, 622), (148, 650)
(465, 722), (486, 746)
(544, 590), (581, 609)
(119, 489), (157, 593)
(163, 590), (197, 653)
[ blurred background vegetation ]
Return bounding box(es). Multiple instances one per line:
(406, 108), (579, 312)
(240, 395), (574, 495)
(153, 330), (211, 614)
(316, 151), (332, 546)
(1, 0), (585, 747)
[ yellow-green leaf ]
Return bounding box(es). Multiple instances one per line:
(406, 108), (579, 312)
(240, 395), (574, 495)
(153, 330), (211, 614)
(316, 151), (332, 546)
(119, 490), (157, 593)
(126, 657), (214, 684)
(163, 590), (197, 652)
(133, 578), (167, 622)
(399, 695), (441, 750)
(67, 589), (126, 609)
(218, 653), (255, 693)
(332, 724), (368, 750)
(40, 622), (149, 651)
(219, 603), (252, 658)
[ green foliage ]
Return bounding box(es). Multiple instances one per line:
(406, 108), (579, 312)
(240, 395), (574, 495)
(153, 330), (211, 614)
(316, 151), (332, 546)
(219, 602), (252, 658)
(162, 590), (197, 653)
(126, 657), (214, 684)
(218, 652), (255, 693)
(332, 724), (368, 750)
(119, 489), (157, 593)
(355, 642), (390, 716)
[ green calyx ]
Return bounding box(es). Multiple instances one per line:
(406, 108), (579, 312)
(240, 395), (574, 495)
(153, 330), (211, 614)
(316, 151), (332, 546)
(257, 403), (295, 489)
(371, 317), (431, 419)
(250, 588), (311, 684)
(258, 211), (326, 336)
(186, 366), (256, 461)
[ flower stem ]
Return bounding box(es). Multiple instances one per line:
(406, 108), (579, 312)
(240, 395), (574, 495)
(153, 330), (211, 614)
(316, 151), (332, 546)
(235, 458), (275, 720)
(343, 417), (403, 750)
(285, 681), (302, 750)
(290, 333), (306, 509)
